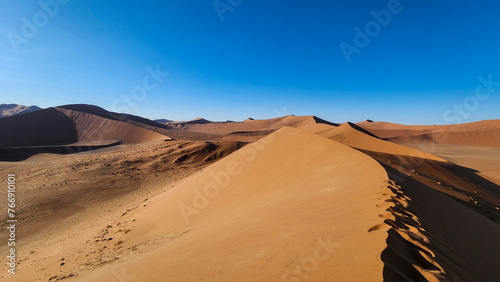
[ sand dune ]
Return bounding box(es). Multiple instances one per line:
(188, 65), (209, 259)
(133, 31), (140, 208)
(41, 105), (338, 142)
(1, 106), (499, 281)
(327, 123), (500, 280)
(390, 128), (500, 148)
(57, 104), (229, 142)
(58, 104), (169, 130)
(356, 120), (439, 138)
(361, 151), (500, 281)
(70, 124), (500, 281)
(0, 138), (241, 281)
(56, 107), (168, 144)
(73, 127), (389, 281)
(0, 106), (170, 162)
(164, 115), (338, 135)
(316, 122), (445, 161)
(358, 120), (500, 148)
(0, 107), (168, 160)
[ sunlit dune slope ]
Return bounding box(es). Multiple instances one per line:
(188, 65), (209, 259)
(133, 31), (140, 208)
(80, 126), (389, 281)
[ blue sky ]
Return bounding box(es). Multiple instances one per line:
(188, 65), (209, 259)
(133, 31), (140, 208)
(1, 0), (499, 124)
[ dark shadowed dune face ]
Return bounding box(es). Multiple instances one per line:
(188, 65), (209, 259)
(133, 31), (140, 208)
(312, 116), (340, 127)
(55, 107), (168, 144)
(0, 106), (169, 161)
(0, 106), (168, 148)
(0, 108), (78, 147)
(0, 141), (122, 161)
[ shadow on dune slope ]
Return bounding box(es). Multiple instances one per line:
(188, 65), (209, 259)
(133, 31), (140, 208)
(0, 106), (168, 161)
(362, 151), (500, 281)
(0, 141), (122, 161)
(0, 108), (78, 147)
(319, 121), (500, 280)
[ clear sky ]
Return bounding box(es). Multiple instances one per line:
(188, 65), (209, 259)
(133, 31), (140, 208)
(1, 0), (499, 124)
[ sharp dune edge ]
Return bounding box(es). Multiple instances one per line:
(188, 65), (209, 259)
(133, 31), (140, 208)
(320, 122), (500, 280)
(316, 122), (445, 162)
(164, 115), (337, 136)
(1, 107), (500, 281)
(78, 127), (391, 281)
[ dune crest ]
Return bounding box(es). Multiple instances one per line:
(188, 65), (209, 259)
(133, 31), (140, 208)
(165, 115), (338, 135)
(316, 122), (445, 161)
(77, 127), (389, 281)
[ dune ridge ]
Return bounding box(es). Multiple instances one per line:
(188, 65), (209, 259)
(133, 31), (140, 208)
(73, 127), (389, 281)
(329, 127), (500, 281)
(316, 122), (445, 161)
(164, 115), (338, 135)
(309, 120), (500, 280)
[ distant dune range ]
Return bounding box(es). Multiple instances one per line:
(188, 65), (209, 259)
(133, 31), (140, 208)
(357, 120), (500, 148)
(0, 106), (167, 147)
(0, 104), (499, 281)
(0, 104), (341, 160)
(161, 115), (338, 135)
(0, 106), (169, 160)
(0, 103), (42, 118)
